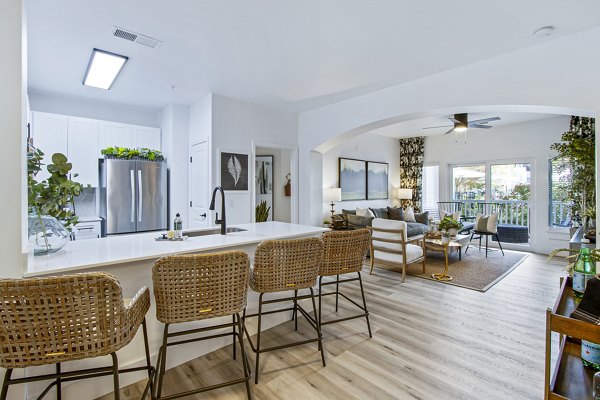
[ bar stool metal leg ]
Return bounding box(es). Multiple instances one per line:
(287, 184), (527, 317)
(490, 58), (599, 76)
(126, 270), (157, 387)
(293, 289), (298, 331)
(235, 313), (253, 400)
(56, 363), (62, 400)
(155, 324), (169, 399)
(357, 272), (372, 338)
(335, 275), (339, 312)
(0, 369), (12, 400)
(254, 293), (264, 384)
(111, 352), (120, 400)
(309, 288), (326, 366)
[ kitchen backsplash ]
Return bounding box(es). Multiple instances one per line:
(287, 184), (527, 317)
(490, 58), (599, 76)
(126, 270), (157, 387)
(74, 187), (97, 218)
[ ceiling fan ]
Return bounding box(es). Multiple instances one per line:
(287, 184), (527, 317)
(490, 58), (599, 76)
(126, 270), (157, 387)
(422, 113), (501, 135)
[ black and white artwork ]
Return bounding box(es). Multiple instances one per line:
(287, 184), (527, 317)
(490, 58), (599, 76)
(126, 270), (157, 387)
(367, 161), (389, 199)
(220, 151), (249, 191)
(255, 155), (273, 221)
(339, 158), (366, 200)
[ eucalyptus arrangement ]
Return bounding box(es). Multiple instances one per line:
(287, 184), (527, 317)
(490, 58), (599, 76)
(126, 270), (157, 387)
(255, 200), (271, 222)
(101, 146), (164, 161)
(438, 216), (463, 231)
(28, 147), (86, 230)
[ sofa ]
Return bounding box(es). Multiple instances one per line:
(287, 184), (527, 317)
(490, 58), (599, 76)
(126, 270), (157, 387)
(335, 206), (430, 238)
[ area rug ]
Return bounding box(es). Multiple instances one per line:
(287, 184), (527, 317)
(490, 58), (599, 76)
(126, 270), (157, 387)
(403, 248), (529, 292)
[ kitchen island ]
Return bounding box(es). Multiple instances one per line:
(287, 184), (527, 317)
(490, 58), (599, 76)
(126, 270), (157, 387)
(25, 222), (328, 399)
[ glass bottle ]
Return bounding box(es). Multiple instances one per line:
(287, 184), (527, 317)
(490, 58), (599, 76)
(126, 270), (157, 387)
(572, 245), (596, 298)
(593, 371), (600, 399)
(174, 213), (182, 239)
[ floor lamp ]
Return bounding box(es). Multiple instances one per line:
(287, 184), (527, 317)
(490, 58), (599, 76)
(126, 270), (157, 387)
(324, 188), (342, 227)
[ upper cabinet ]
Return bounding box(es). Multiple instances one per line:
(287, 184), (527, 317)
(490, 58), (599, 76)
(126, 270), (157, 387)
(68, 117), (99, 187)
(31, 112), (161, 187)
(134, 126), (162, 150)
(99, 122), (133, 149)
(32, 112), (68, 182)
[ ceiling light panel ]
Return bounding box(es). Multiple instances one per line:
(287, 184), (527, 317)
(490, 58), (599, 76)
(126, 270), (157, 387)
(82, 48), (128, 90)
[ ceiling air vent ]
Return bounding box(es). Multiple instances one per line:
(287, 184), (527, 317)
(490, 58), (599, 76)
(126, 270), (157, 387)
(112, 27), (162, 49)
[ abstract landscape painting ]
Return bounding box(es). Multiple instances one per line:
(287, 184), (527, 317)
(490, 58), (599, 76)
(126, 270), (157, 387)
(339, 158), (366, 200)
(367, 161), (388, 199)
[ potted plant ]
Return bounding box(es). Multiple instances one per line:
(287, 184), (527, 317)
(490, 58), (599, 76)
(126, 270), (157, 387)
(438, 216), (462, 237)
(441, 231), (452, 245)
(28, 146), (88, 255)
(101, 146), (164, 161)
(255, 200), (271, 222)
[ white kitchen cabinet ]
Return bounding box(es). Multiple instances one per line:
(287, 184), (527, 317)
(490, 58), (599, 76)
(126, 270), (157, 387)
(99, 122), (133, 149)
(32, 112), (68, 182)
(68, 117), (100, 187)
(134, 126), (161, 150)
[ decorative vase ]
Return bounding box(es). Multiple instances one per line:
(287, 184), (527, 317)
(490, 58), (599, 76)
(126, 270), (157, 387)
(441, 236), (451, 245)
(447, 228), (458, 237)
(28, 214), (70, 255)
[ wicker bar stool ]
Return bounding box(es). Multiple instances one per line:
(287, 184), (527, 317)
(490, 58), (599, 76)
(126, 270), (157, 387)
(0, 273), (153, 400)
(243, 237), (326, 384)
(152, 251), (252, 400)
(316, 229), (372, 337)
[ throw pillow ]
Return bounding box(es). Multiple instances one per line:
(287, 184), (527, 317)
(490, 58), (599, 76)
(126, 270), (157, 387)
(440, 209), (460, 221)
(403, 207), (416, 222)
(387, 206), (403, 220)
(370, 207), (389, 219)
(342, 209), (356, 216)
(475, 213), (499, 232)
(414, 211), (429, 225)
(356, 207), (374, 217)
(347, 214), (374, 227)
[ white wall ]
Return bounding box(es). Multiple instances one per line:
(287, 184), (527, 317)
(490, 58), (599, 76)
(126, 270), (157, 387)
(158, 104), (190, 228)
(211, 94), (298, 224)
(423, 116), (570, 254)
(28, 92), (159, 127)
(256, 147), (292, 223)
(322, 132), (400, 222)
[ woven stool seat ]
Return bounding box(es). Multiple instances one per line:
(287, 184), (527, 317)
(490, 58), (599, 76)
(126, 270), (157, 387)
(244, 237), (326, 384)
(317, 229), (372, 337)
(0, 272), (153, 400)
(152, 251), (252, 400)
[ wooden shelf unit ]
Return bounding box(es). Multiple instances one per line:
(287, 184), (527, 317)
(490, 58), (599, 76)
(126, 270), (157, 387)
(545, 276), (600, 399)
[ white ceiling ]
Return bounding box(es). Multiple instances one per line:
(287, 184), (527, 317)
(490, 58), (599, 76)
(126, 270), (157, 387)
(371, 112), (564, 139)
(26, 0), (600, 113)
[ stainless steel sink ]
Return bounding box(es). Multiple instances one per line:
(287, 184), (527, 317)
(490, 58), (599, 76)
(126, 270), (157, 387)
(183, 227), (247, 237)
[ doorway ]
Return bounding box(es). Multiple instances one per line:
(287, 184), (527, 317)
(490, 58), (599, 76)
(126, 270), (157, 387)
(189, 140), (210, 229)
(254, 143), (297, 223)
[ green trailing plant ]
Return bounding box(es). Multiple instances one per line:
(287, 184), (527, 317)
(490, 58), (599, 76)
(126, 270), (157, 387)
(548, 247), (600, 275)
(101, 146), (164, 161)
(28, 146), (87, 230)
(438, 216), (462, 231)
(550, 116), (595, 217)
(255, 200), (271, 222)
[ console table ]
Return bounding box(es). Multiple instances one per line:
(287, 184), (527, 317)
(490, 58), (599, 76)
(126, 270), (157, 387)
(545, 276), (600, 399)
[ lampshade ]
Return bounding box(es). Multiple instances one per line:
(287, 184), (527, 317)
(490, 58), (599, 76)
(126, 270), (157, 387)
(323, 187), (342, 202)
(397, 188), (413, 200)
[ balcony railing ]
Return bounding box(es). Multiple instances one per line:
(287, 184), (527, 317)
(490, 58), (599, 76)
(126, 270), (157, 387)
(459, 200), (530, 227)
(550, 201), (572, 227)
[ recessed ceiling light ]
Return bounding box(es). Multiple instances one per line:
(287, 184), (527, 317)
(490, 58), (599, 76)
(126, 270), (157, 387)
(533, 26), (554, 39)
(82, 48), (128, 90)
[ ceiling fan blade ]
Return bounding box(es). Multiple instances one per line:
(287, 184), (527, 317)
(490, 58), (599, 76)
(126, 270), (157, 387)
(443, 127), (455, 135)
(449, 117), (460, 124)
(469, 124), (493, 129)
(469, 117), (501, 124)
(422, 124), (453, 130)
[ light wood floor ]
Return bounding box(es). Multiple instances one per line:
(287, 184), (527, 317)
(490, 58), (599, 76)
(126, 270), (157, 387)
(100, 252), (565, 400)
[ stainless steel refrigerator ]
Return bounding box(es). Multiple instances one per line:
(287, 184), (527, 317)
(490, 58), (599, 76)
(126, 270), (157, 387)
(99, 158), (167, 235)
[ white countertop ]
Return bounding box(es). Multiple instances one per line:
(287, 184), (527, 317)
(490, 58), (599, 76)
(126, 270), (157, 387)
(27, 222), (328, 277)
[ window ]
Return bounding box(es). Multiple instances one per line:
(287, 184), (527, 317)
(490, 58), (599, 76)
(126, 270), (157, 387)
(421, 165), (439, 217)
(549, 158), (572, 227)
(491, 163), (531, 201)
(451, 164), (485, 200)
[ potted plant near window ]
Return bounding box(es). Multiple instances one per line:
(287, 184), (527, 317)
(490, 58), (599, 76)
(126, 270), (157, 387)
(28, 146), (87, 255)
(438, 216), (463, 238)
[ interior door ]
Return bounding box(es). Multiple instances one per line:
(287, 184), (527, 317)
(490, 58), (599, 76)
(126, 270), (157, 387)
(189, 141), (209, 229)
(136, 161), (167, 232)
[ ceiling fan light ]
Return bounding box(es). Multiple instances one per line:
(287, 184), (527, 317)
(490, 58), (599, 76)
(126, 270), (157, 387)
(454, 124), (467, 132)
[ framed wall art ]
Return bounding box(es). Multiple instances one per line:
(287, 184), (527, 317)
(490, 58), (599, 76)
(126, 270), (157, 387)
(339, 158), (367, 200)
(220, 150), (249, 191)
(367, 161), (389, 199)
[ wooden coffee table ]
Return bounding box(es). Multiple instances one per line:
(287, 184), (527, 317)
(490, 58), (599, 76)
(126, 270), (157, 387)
(424, 234), (470, 281)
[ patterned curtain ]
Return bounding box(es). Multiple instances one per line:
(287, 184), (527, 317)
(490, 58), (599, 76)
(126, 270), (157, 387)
(399, 137), (425, 211)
